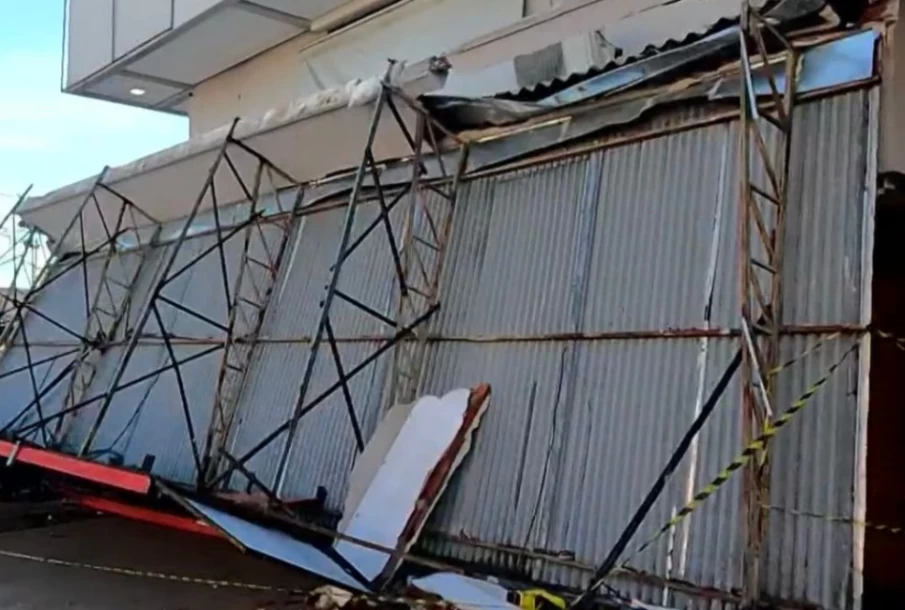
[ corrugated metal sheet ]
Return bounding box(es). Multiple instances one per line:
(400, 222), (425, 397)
(415, 89), (871, 609)
(62, 342), (222, 484)
(0, 87), (873, 609)
(0, 345), (81, 441)
(228, 340), (389, 506)
(433, 156), (591, 336)
(764, 335), (860, 608)
(0, 249), (144, 442)
(439, 0), (772, 98)
(583, 123), (731, 331)
(226, 200), (404, 502)
(0, 224), (279, 482)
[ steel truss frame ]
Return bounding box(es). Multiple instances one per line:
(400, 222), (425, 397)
(0, 123), (304, 477)
(738, 2), (797, 604)
(208, 82), (468, 498)
(61, 120), (309, 487)
(0, 172), (162, 447)
(0, 80), (467, 507)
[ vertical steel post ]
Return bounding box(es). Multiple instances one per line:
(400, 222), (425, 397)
(738, 4), (797, 605)
(203, 159), (305, 487)
(271, 85), (389, 495)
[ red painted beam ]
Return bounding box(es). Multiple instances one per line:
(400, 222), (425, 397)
(0, 440), (152, 494)
(73, 495), (224, 539)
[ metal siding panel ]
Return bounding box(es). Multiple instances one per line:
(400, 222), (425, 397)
(764, 335), (859, 608)
(11, 259), (100, 343)
(0, 249), (147, 435)
(228, 341), (389, 508)
(584, 124), (731, 332)
(258, 204), (399, 342)
(541, 339), (704, 588)
(683, 338), (744, 597)
(435, 157), (590, 336)
(0, 346), (80, 439)
(418, 341), (573, 570)
(418, 91), (869, 608)
(782, 92), (867, 326)
(0, 90), (867, 609)
(712, 91), (869, 329)
(227, 203), (402, 503)
(62, 343), (221, 484)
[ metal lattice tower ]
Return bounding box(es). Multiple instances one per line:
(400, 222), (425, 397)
(738, 1), (798, 603)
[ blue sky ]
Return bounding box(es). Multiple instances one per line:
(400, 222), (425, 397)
(0, 2), (187, 213)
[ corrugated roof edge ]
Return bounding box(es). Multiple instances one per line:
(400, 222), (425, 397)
(423, 0), (844, 129)
(432, 0), (778, 100)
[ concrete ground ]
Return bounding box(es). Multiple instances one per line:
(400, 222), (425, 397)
(0, 511), (317, 610)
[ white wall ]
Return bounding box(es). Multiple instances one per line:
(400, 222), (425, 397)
(113, 0), (172, 59)
(66, 0), (114, 85)
(66, 0), (230, 87)
(188, 0), (524, 134)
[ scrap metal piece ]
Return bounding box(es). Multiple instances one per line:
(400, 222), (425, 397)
(334, 384), (491, 586)
(412, 573), (519, 610)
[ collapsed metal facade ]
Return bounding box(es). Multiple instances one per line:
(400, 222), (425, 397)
(0, 10), (881, 610)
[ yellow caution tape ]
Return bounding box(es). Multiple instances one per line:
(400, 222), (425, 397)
(873, 329), (905, 352)
(0, 547), (525, 608)
(624, 340), (859, 564)
(763, 505), (905, 535)
(766, 332), (839, 376)
(0, 548), (303, 593)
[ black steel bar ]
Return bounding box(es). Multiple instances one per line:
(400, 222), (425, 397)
(78, 214), (92, 326)
(97, 183), (163, 226)
(570, 350), (743, 609)
(162, 214), (260, 288)
(79, 124), (239, 456)
(14, 344), (225, 436)
(15, 312), (51, 446)
(335, 186), (410, 269)
(384, 94), (426, 174)
(2, 229), (128, 315)
(0, 347), (80, 382)
(223, 150), (255, 204)
(271, 85), (389, 494)
(423, 181), (453, 202)
(219, 449), (284, 503)
(227, 137), (300, 186)
(207, 179), (234, 320)
(334, 289), (398, 328)
(0, 359), (78, 435)
(157, 295), (231, 334)
(210, 303), (439, 488)
(0, 228), (39, 341)
(325, 318), (364, 452)
(365, 150), (408, 296)
(6, 297), (94, 345)
(0, 170), (107, 352)
(152, 303), (203, 477)
(91, 192), (115, 245)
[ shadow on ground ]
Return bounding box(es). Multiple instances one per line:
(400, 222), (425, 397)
(0, 511), (317, 610)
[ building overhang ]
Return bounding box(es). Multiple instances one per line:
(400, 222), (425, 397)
(22, 64), (443, 250)
(62, 0), (400, 113)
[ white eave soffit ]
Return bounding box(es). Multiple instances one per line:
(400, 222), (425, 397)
(64, 0), (380, 113)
